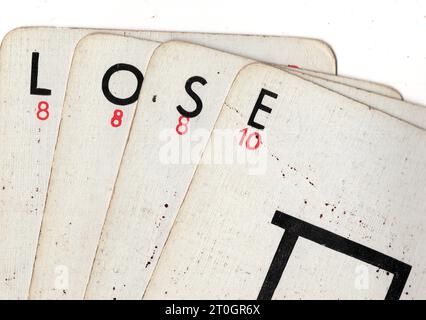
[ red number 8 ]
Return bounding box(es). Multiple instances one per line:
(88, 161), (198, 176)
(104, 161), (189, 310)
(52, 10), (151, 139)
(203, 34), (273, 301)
(111, 109), (123, 128)
(36, 101), (49, 121)
(239, 127), (261, 150)
(176, 116), (190, 135)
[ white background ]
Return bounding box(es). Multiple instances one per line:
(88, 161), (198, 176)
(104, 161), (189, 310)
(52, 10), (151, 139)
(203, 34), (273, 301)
(1, 0), (426, 104)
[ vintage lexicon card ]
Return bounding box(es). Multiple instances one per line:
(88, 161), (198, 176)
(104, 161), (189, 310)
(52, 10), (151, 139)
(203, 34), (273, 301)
(85, 42), (426, 300)
(145, 63), (426, 299)
(286, 67), (402, 99)
(286, 69), (426, 130)
(0, 26), (336, 299)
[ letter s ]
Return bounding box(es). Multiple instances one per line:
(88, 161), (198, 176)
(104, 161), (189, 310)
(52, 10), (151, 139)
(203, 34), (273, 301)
(176, 76), (207, 118)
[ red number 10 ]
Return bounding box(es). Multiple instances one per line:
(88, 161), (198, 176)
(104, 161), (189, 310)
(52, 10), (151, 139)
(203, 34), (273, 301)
(239, 127), (261, 150)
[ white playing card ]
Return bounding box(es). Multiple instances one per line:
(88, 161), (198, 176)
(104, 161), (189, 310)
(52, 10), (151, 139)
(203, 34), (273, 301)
(286, 67), (402, 100)
(84, 41), (426, 300)
(145, 63), (426, 299)
(0, 26), (336, 299)
(285, 69), (426, 129)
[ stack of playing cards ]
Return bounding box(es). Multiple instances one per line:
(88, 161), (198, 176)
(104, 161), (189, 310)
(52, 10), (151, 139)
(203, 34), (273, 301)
(0, 26), (425, 300)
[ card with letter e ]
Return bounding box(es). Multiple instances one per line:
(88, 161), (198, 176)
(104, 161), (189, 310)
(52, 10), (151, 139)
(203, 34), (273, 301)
(145, 63), (426, 300)
(84, 41), (426, 300)
(0, 26), (337, 299)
